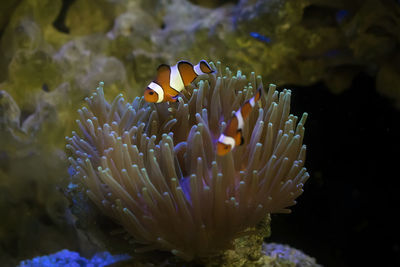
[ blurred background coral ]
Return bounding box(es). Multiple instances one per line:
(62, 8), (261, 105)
(0, 0), (399, 266)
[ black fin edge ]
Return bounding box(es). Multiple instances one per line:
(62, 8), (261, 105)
(157, 63), (170, 71)
(238, 129), (244, 145)
(177, 60), (194, 67)
(200, 60), (215, 74)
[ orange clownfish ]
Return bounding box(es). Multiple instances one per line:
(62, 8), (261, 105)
(144, 60), (215, 103)
(216, 87), (262, 156)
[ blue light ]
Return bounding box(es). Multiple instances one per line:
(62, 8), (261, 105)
(67, 182), (78, 190)
(336, 10), (349, 24)
(68, 166), (76, 176)
(250, 32), (271, 43)
(19, 249), (131, 267)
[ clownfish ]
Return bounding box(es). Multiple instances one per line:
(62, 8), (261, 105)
(216, 87), (262, 156)
(144, 60), (215, 103)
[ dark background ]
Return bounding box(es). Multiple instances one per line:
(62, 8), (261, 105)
(269, 72), (400, 267)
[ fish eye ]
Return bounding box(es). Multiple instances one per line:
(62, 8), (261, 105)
(149, 91), (154, 95)
(225, 145), (229, 149)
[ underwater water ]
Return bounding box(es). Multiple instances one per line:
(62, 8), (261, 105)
(270, 72), (400, 267)
(1, 0), (400, 266)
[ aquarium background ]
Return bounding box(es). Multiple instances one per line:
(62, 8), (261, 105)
(0, 0), (399, 266)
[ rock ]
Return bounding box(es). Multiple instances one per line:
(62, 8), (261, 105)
(263, 243), (321, 267)
(18, 249), (131, 267)
(17, 244), (321, 267)
(65, 0), (119, 36)
(0, 90), (21, 130)
(376, 58), (400, 108)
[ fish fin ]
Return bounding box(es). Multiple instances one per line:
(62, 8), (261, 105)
(157, 63), (170, 71)
(238, 129), (245, 145)
(234, 129), (244, 146)
(255, 86), (262, 101)
(165, 93), (179, 102)
(172, 94), (181, 102)
(156, 64), (171, 88)
(177, 61), (197, 86)
(199, 60), (214, 74)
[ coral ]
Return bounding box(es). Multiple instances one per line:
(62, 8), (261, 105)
(0, 90), (79, 266)
(17, 243), (322, 267)
(263, 243), (321, 267)
(66, 62), (309, 264)
(1, 0), (399, 137)
(18, 249), (131, 267)
(65, 0), (117, 36)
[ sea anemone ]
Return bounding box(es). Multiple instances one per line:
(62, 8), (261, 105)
(66, 61), (309, 262)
